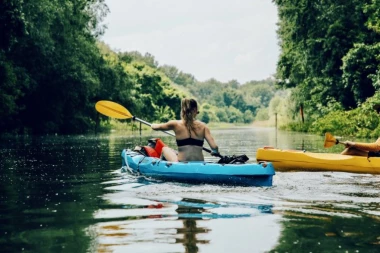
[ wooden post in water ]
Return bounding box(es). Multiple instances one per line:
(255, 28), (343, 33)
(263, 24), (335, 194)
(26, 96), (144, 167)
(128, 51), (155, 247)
(275, 113), (277, 129)
(275, 113), (278, 148)
(139, 121), (142, 136)
(95, 113), (99, 134)
(300, 103), (304, 123)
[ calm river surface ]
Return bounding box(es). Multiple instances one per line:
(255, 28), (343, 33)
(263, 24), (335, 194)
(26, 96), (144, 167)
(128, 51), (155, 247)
(0, 127), (379, 253)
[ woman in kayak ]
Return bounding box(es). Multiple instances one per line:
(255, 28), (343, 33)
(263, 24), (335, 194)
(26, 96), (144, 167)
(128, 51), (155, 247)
(341, 104), (380, 157)
(151, 98), (220, 161)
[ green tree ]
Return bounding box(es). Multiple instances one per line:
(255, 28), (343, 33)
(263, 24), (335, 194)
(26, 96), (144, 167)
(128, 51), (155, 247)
(216, 108), (229, 122)
(119, 51), (158, 68)
(255, 107), (269, 121)
(243, 110), (255, 123)
(222, 89), (246, 110)
(189, 78), (227, 104)
(365, 0), (380, 33)
(274, 0), (380, 113)
(0, 0), (111, 134)
(226, 106), (244, 123)
(0, 0), (32, 132)
(158, 65), (179, 81)
(342, 43), (380, 104)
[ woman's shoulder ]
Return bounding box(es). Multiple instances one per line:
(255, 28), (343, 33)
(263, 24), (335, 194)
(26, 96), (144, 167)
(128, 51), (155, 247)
(195, 120), (208, 128)
(169, 120), (181, 125)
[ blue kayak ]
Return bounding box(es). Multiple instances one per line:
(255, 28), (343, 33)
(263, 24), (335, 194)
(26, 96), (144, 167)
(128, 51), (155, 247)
(121, 149), (275, 187)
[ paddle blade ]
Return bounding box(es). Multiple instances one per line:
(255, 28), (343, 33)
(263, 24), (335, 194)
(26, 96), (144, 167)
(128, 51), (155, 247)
(95, 100), (133, 119)
(324, 132), (338, 148)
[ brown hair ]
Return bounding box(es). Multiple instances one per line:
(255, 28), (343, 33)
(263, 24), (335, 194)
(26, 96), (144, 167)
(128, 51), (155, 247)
(181, 98), (198, 134)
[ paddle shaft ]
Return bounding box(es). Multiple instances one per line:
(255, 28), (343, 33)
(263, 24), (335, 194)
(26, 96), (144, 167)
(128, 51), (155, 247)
(133, 116), (174, 137)
(132, 116), (217, 156)
(337, 140), (348, 146)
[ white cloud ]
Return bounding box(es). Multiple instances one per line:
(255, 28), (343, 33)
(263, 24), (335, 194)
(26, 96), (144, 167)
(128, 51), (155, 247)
(102, 0), (279, 83)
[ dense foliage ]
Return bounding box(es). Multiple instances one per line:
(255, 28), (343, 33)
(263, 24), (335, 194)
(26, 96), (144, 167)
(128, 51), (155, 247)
(274, 0), (380, 137)
(0, 0), (278, 134)
(0, 0), (184, 134)
(1, 0), (107, 134)
(274, 0), (380, 115)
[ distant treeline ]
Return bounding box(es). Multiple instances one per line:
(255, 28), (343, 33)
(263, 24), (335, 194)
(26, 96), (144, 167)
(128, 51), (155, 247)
(115, 50), (279, 125)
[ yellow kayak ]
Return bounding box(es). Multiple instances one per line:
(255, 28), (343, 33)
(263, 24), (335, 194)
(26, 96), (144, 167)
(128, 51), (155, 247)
(256, 147), (380, 174)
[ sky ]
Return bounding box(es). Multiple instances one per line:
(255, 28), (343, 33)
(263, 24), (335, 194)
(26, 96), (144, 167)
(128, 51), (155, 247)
(101, 0), (279, 84)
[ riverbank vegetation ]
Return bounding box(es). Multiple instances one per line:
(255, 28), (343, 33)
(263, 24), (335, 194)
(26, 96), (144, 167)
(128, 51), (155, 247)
(272, 0), (380, 138)
(1, 0), (379, 138)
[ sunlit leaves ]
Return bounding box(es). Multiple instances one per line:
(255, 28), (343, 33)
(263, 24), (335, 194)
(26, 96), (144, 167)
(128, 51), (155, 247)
(364, 0), (380, 33)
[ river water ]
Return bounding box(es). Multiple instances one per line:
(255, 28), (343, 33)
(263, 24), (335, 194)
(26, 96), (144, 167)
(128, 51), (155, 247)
(0, 127), (379, 253)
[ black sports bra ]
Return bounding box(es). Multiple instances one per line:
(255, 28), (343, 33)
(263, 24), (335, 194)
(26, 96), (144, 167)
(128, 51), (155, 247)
(176, 138), (204, 147)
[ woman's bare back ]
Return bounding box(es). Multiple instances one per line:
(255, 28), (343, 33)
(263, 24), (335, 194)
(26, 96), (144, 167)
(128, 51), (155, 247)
(151, 119), (218, 162)
(173, 120), (205, 140)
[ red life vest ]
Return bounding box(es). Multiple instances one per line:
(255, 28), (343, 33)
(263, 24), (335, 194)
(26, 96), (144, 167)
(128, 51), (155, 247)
(142, 138), (167, 158)
(154, 138), (166, 157)
(143, 146), (159, 158)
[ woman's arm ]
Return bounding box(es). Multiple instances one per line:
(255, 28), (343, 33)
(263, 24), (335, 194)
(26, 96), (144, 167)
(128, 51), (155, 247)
(346, 138), (380, 152)
(204, 125), (219, 155)
(151, 120), (176, 131)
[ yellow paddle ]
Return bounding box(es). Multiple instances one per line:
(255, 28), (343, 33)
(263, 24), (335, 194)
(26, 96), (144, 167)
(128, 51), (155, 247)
(324, 132), (347, 148)
(95, 100), (175, 137)
(95, 100), (132, 119)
